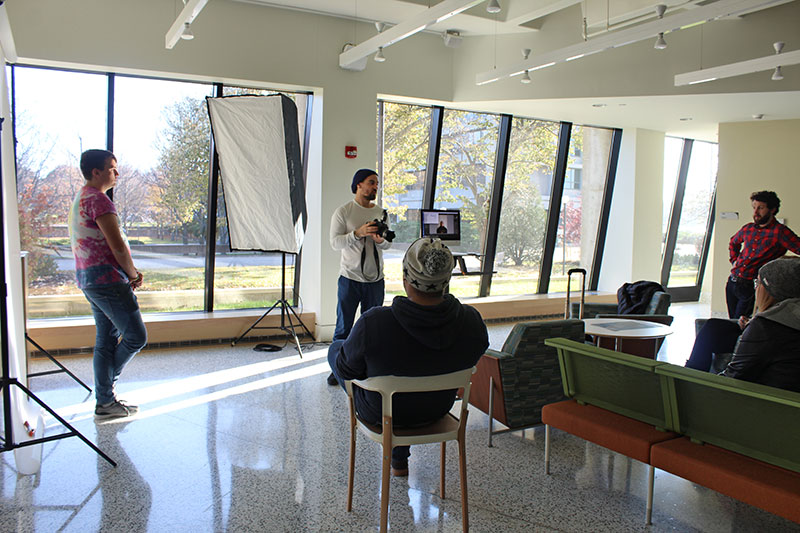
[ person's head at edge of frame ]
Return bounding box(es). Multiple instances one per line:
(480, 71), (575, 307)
(351, 168), (379, 205)
(80, 149), (118, 192)
(750, 190), (780, 227)
(755, 257), (800, 313)
(402, 237), (455, 303)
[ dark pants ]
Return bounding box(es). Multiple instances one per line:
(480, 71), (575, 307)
(328, 339), (410, 466)
(725, 276), (755, 319)
(333, 276), (385, 341)
(685, 318), (742, 372)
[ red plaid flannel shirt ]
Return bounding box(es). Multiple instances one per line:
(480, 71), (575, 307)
(729, 219), (800, 280)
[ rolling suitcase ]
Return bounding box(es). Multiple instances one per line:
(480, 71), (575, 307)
(565, 268), (586, 319)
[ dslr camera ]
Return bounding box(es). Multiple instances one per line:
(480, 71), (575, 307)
(371, 209), (396, 242)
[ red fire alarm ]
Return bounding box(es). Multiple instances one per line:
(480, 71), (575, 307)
(345, 146), (357, 159)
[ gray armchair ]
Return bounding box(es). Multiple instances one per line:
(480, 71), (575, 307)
(468, 319), (585, 447)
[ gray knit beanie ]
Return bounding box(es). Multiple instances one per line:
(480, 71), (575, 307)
(758, 257), (800, 302)
(402, 238), (454, 293)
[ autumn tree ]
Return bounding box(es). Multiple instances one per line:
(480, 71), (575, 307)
(151, 96), (211, 244)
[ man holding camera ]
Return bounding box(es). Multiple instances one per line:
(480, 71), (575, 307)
(327, 169), (392, 385)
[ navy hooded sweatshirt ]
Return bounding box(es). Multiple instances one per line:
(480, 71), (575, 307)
(334, 294), (489, 426)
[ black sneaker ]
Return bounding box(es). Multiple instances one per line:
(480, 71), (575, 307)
(95, 400), (138, 420)
(391, 461), (408, 477)
(326, 373), (338, 386)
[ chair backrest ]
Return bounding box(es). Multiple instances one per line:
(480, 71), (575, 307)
(497, 319), (585, 428)
(346, 367), (476, 419)
(646, 291), (671, 315)
(655, 364), (800, 472)
(544, 338), (673, 430)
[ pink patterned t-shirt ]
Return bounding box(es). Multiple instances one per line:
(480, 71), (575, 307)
(68, 185), (129, 289)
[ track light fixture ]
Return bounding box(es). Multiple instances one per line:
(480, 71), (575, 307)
(374, 47), (386, 62)
(772, 41), (784, 80)
(653, 5), (666, 50)
(487, 0), (501, 14)
(521, 71), (531, 83)
(375, 21), (386, 33)
(180, 22), (194, 40)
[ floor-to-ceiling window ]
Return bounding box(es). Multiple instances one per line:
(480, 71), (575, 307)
(377, 101), (432, 297)
(661, 137), (718, 301)
(13, 67), (107, 318)
(12, 65), (311, 318)
(113, 75), (214, 314)
(435, 109), (501, 298)
(548, 125), (615, 292)
(490, 118), (559, 296)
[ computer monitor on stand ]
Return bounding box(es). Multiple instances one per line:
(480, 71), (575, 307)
(420, 208), (461, 248)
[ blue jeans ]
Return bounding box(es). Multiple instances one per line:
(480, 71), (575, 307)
(685, 318), (741, 371)
(82, 283), (147, 405)
(328, 339), (409, 465)
(333, 276), (385, 341)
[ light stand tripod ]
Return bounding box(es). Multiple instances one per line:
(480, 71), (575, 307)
(0, 118), (115, 467)
(231, 252), (314, 356)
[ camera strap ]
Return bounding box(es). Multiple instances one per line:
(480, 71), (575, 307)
(359, 238), (381, 282)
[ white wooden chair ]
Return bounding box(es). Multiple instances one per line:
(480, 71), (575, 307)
(343, 367), (476, 533)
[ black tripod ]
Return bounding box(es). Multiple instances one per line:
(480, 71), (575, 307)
(0, 118), (115, 468)
(231, 252), (314, 356)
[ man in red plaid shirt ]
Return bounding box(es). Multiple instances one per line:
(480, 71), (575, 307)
(727, 190), (800, 319)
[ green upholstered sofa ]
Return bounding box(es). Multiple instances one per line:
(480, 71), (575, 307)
(542, 338), (800, 525)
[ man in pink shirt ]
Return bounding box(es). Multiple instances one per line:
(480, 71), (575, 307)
(69, 149), (146, 419)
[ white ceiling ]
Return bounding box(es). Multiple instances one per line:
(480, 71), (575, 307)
(232, 0), (800, 139)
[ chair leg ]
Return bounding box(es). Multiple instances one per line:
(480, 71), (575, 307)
(544, 424), (550, 475)
(487, 376), (494, 447)
(458, 435), (469, 533)
(440, 442), (446, 499)
(347, 402), (357, 512)
(646, 464), (654, 525)
(380, 416), (392, 533)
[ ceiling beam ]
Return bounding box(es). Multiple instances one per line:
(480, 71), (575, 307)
(475, 0), (788, 85)
(675, 48), (800, 85)
(166, 0), (211, 50)
(339, 0), (486, 70)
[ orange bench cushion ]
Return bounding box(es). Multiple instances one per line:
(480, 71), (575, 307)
(542, 400), (678, 464)
(651, 437), (800, 524)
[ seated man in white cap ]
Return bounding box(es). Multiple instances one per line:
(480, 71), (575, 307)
(327, 237), (489, 476)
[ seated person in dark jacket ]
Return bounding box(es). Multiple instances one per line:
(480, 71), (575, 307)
(327, 237), (489, 476)
(685, 257), (800, 392)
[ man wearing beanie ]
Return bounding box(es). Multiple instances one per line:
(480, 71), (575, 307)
(726, 190), (800, 320)
(327, 238), (489, 476)
(686, 257), (800, 392)
(328, 169), (392, 385)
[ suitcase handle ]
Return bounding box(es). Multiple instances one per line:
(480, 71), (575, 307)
(565, 268), (587, 319)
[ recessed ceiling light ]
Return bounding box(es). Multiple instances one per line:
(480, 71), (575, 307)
(592, 103), (607, 108)
(679, 117), (692, 121)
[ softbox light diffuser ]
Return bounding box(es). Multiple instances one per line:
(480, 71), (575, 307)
(206, 94), (307, 253)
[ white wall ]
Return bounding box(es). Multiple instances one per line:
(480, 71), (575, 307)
(600, 128), (664, 292)
(711, 119), (800, 314)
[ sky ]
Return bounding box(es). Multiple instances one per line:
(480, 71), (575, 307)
(13, 66), (212, 175)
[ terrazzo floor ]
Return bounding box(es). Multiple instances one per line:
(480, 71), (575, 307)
(2, 303), (798, 532)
